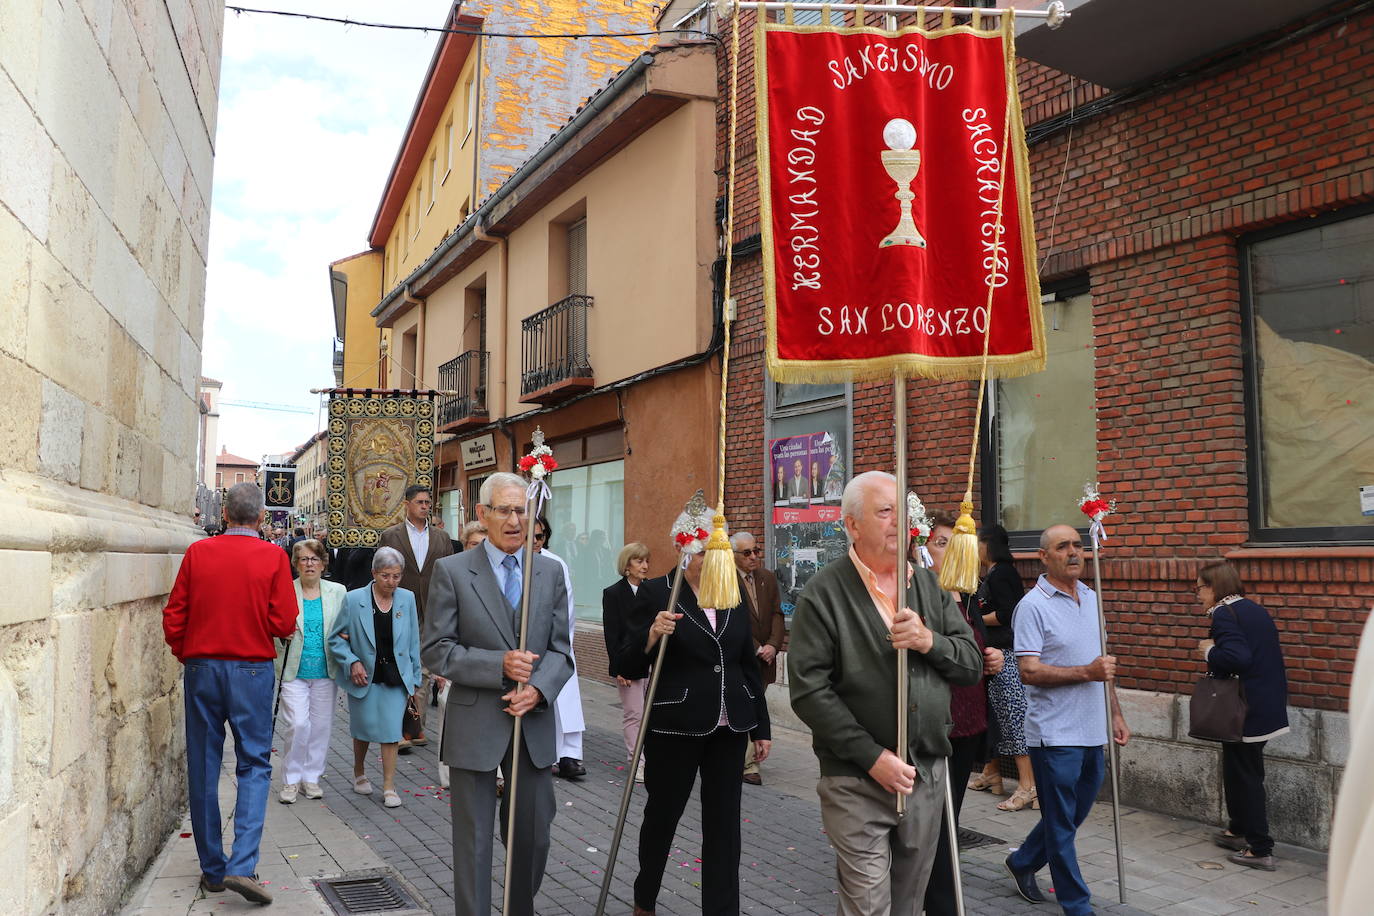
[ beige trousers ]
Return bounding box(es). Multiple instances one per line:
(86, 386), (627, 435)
(816, 758), (946, 916)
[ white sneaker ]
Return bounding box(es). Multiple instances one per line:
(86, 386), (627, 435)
(278, 783), (299, 804)
(383, 789), (402, 808)
(302, 782), (323, 799)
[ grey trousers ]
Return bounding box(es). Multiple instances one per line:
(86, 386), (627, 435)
(448, 740), (555, 916)
(817, 757), (946, 916)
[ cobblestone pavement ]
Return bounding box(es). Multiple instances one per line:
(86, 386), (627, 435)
(128, 677), (1328, 914)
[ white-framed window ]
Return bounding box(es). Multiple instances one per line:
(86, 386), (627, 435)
(428, 153), (437, 208)
(464, 74), (477, 138)
(444, 117), (454, 178)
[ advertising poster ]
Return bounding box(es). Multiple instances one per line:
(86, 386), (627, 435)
(769, 430), (847, 618)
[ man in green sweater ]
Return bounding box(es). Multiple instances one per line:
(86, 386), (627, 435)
(788, 471), (982, 915)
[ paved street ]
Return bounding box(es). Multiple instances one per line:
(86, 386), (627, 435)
(124, 679), (1327, 915)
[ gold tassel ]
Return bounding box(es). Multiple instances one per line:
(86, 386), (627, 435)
(696, 506), (742, 610)
(938, 498), (981, 594)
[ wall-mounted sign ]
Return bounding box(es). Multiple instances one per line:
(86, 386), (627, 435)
(461, 434), (497, 471)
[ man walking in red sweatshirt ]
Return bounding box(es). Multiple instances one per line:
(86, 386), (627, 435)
(163, 482), (297, 904)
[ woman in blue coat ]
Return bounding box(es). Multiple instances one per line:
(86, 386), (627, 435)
(329, 546), (422, 809)
(1197, 560), (1289, 871)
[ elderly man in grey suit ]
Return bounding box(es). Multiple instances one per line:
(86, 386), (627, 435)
(422, 471), (573, 916)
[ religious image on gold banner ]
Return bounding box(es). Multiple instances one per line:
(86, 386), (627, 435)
(755, 10), (1046, 382)
(324, 394), (435, 547)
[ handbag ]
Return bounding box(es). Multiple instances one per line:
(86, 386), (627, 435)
(402, 694), (423, 740)
(1189, 675), (1247, 742)
(1189, 602), (1250, 743)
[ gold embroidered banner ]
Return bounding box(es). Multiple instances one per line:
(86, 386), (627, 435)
(324, 395), (435, 548)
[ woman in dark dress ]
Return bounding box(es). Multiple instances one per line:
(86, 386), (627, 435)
(967, 524), (1036, 810)
(1198, 560), (1289, 871)
(616, 509), (771, 916)
(602, 542), (653, 781)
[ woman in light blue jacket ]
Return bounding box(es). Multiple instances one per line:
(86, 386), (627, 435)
(328, 547), (422, 808)
(276, 539), (346, 804)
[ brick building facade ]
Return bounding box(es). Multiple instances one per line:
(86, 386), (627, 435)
(701, 3), (1372, 848)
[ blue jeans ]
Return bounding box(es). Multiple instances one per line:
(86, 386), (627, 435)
(1008, 746), (1105, 916)
(184, 658), (275, 880)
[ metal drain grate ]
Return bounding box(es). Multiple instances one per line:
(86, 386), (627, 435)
(313, 869), (428, 915)
(958, 827), (1004, 850)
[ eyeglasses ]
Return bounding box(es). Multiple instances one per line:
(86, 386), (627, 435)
(484, 504), (527, 519)
(735, 548), (764, 557)
(298, 556), (323, 564)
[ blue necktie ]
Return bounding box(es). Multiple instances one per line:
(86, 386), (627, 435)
(501, 554), (522, 612)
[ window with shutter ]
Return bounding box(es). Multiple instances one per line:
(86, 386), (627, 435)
(567, 218), (587, 296)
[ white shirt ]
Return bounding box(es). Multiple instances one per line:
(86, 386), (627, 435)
(406, 518), (429, 570)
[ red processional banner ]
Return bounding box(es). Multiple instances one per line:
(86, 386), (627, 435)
(756, 13), (1045, 382)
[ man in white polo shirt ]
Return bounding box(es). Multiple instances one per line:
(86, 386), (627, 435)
(1005, 524), (1130, 916)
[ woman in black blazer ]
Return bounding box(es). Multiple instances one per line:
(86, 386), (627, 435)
(602, 542), (653, 778)
(617, 536), (771, 916)
(1197, 560), (1289, 871)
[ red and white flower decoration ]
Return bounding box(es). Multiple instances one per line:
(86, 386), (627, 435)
(1079, 482), (1116, 544)
(907, 491), (933, 543)
(518, 437), (558, 480)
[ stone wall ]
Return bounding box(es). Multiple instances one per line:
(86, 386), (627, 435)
(0, 0), (223, 912)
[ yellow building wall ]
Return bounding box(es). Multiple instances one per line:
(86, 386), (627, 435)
(385, 52), (482, 292)
(335, 250), (385, 388)
(497, 99), (717, 418)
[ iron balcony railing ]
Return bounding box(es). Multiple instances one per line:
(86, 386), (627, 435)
(521, 294), (593, 398)
(437, 349), (488, 426)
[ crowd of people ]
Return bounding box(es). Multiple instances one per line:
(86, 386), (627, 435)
(163, 474), (1289, 914)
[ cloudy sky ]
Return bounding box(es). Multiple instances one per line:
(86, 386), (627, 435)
(202, 0), (452, 462)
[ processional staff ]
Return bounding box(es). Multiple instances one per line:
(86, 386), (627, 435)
(501, 429), (557, 914)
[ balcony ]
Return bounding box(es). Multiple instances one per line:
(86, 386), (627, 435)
(1016, 0), (1337, 91)
(437, 349), (489, 432)
(520, 294), (595, 404)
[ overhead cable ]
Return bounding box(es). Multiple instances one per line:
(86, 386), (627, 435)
(224, 5), (713, 41)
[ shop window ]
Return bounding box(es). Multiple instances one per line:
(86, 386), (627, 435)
(985, 280), (1094, 545)
(1243, 207), (1374, 542)
(547, 459), (625, 622)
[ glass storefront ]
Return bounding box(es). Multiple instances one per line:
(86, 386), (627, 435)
(545, 459), (625, 621)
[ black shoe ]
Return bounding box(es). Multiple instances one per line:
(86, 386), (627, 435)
(1213, 830), (1249, 852)
(1228, 851), (1277, 871)
(1005, 856), (1045, 904)
(557, 757), (586, 779)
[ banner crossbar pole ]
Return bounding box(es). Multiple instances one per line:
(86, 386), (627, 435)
(727, 1), (1068, 23)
